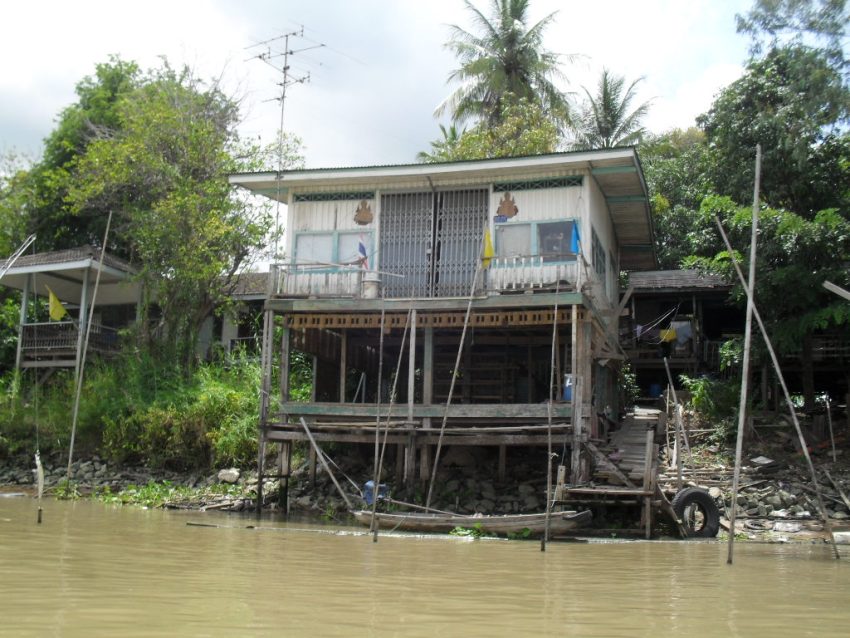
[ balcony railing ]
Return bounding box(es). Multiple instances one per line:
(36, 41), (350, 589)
(21, 322), (121, 354)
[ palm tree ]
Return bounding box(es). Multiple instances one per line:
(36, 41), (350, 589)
(570, 69), (651, 150)
(416, 123), (466, 163)
(436, 0), (569, 127)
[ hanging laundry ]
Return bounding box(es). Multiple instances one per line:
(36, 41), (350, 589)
(671, 321), (693, 345)
(660, 328), (677, 343)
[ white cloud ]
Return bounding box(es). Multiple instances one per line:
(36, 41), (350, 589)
(1, 0), (753, 165)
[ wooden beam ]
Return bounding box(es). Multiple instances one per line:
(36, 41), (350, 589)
(823, 280), (850, 302)
(585, 441), (636, 488)
(278, 308), (575, 330)
(277, 401), (573, 420)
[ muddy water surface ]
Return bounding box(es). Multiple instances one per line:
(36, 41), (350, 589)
(1, 497), (848, 637)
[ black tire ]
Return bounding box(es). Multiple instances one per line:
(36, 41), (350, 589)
(671, 487), (720, 538)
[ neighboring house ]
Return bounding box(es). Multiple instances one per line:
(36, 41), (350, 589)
(230, 148), (656, 486)
(0, 245), (268, 372)
(620, 269), (738, 396)
(0, 246), (138, 374)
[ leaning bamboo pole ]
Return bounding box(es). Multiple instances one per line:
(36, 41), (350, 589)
(67, 211), (112, 482)
(728, 144), (761, 565)
(369, 305), (387, 535)
(542, 281), (561, 551)
(372, 310), (412, 542)
(714, 216), (840, 560)
(425, 225), (490, 510)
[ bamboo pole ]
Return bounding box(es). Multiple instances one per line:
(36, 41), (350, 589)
(425, 260), (484, 510)
(715, 215), (840, 560)
(372, 310), (412, 542)
(663, 357), (686, 490)
(728, 145), (760, 565)
(825, 395), (836, 463)
(370, 306), (386, 536)
(299, 417), (353, 510)
(67, 211), (112, 482)
(542, 283), (560, 551)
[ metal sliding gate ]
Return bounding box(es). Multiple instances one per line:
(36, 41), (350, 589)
(380, 189), (488, 298)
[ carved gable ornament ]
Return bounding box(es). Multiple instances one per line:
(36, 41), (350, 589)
(497, 192), (519, 218)
(354, 200), (373, 225)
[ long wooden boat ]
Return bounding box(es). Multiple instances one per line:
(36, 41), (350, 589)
(350, 509), (592, 536)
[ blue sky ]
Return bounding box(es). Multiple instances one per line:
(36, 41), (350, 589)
(0, 0), (752, 168)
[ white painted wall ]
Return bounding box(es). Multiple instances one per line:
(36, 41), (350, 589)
(584, 176), (618, 307)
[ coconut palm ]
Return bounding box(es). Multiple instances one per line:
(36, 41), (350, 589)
(416, 123), (466, 163)
(571, 69), (651, 150)
(436, 0), (569, 127)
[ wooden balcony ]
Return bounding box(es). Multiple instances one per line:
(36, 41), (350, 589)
(19, 322), (121, 367)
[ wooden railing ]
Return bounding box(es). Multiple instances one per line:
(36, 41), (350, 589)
(21, 322), (121, 353)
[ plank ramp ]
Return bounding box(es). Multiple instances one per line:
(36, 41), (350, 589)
(594, 408), (660, 485)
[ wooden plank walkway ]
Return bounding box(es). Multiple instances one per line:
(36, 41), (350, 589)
(594, 408), (661, 485)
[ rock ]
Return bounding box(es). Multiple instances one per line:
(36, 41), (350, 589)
(476, 498), (495, 511)
(523, 495), (540, 511)
(517, 483), (536, 497)
(217, 468), (240, 484)
(709, 487), (722, 500)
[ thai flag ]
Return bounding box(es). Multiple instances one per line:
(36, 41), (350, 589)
(358, 236), (369, 269)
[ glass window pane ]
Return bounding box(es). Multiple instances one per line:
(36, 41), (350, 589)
(295, 234), (333, 264)
(496, 224), (531, 258)
(338, 233), (366, 264)
(538, 221), (574, 262)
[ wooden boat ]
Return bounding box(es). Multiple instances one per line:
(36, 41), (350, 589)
(350, 509), (592, 536)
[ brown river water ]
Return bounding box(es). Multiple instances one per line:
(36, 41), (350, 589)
(1, 496), (848, 637)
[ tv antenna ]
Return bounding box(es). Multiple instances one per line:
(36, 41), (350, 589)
(247, 28), (325, 262)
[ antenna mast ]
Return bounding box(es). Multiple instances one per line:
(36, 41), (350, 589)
(247, 28), (324, 263)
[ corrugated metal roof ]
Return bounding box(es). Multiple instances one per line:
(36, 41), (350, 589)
(1, 246), (134, 273)
(230, 271), (269, 298)
(629, 269), (731, 291)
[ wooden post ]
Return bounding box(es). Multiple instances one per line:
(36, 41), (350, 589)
(664, 357), (686, 490)
(570, 306), (582, 485)
(339, 329), (347, 402)
(826, 395), (836, 463)
(643, 426), (654, 539)
(404, 310), (417, 485)
(728, 144), (760, 566)
(14, 273), (31, 371)
(278, 326), (291, 510)
(74, 268), (90, 381)
(420, 326), (433, 481)
(309, 446), (317, 486)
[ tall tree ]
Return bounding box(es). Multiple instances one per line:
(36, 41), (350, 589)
(436, 0), (569, 127)
(736, 0), (848, 67)
(570, 69), (651, 150)
(697, 45), (850, 216)
(27, 57), (141, 253)
(416, 124), (465, 163)
(67, 61), (302, 369)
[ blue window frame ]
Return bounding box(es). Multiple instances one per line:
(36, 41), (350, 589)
(495, 219), (577, 263)
(294, 231), (373, 270)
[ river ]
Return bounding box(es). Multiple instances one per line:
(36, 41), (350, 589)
(1, 496), (848, 637)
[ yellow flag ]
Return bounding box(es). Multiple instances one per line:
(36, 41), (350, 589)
(46, 286), (67, 321)
(482, 227), (495, 268)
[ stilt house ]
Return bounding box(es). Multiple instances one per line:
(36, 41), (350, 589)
(229, 149), (656, 487)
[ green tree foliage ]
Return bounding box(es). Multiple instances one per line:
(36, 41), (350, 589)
(436, 0), (569, 127)
(736, 0), (849, 67)
(420, 98), (558, 162)
(66, 62), (289, 368)
(686, 196), (850, 351)
(639, 129), (715, 268)
(416, 124), (466, 163)
(697, 45), (849, 216)
(27, 58), (142, 252)
(570, 69), (651, 150)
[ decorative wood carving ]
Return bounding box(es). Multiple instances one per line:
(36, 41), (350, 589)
(497, 192), (519, 218)
(354, 200), (373, 225)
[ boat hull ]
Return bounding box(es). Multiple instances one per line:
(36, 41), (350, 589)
(351, 509), (592, 535)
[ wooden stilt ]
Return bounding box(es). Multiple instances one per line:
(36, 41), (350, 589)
(309, 446), (317, 486)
